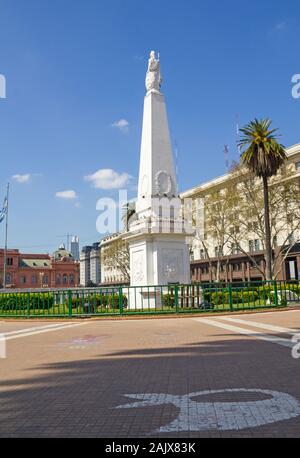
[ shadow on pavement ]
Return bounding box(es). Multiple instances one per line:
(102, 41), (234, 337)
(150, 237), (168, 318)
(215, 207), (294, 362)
(0, 336), (300, 438)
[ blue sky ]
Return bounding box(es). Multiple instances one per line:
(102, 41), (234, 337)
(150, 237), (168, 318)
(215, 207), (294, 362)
(0, 0), (300, 253)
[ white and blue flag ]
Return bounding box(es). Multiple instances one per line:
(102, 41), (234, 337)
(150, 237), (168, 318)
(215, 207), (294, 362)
(0, 195), (8, 223)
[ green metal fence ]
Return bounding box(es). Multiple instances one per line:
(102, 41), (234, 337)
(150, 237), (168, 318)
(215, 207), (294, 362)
(0, 280), (299, 318)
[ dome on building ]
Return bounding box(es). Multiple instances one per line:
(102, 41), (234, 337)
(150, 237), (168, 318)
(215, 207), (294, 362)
(52, 244), (74, 261)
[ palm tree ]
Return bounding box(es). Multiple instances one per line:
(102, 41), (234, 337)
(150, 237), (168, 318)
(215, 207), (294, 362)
(238, 118), (287, 280)
(122, 201), (136, 231)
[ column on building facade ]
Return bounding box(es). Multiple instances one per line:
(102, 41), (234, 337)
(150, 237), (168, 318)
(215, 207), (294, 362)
(197, 267), (201, 282)
(246, 261), (250, 282)
(228, 263), (233, 283)
(242, 262), (246, 282)
(297, 255), (300, 280)
(224, 264), (228, 283)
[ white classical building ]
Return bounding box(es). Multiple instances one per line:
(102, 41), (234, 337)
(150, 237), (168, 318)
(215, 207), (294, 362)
(181, 143), (300, 282)
(100, 233), (129, 285)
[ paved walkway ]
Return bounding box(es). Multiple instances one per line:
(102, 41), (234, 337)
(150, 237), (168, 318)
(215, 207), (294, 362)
(0, 309), (300, 437)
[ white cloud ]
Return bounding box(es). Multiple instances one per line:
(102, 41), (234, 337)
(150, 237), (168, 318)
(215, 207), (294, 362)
(12, 174), (31, 183)
(275, 21), (287, 31)
(134, 55), (144, 61)
(55, 190), (78, 200)
(111, 119), (130, 132)
(85, 168), (132, 190)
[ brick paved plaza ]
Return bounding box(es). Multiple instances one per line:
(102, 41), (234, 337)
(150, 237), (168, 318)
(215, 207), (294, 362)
(0, 309), (300, 438)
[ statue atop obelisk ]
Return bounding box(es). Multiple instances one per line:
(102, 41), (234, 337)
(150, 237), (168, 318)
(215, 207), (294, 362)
(145, 50), (162, 93)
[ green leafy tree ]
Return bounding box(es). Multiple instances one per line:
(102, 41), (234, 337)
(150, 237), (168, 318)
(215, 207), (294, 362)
(238, 119), (287, 280)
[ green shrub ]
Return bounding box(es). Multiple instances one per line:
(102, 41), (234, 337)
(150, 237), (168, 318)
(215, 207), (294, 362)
(210, 290), (259, 306)
(69, 293), (127, 311)
(162, 294), (175, 308)
(239, 290), (258, 303)
(0, 292), (54, 311)
(210, 292), (225, 305)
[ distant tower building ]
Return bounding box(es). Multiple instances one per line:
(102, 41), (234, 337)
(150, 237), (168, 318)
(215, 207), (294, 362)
(90, 243), (101, 285)
(79, 243), (101, 286)
(70, 236), (80, 261)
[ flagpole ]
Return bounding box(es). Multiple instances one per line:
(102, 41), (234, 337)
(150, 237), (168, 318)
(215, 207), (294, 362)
(3, 183), (9, 289)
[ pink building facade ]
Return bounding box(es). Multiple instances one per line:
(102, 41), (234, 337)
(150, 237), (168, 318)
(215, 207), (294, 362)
(0, 246), (80, 289)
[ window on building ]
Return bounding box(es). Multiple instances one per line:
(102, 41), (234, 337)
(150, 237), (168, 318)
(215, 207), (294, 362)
(248, 221), (258, 232)
(295, 161), (300, 170)
(233, 263), (241, 271)
(20, 276), (26, 284)
(214, 246), (222, 257)
(7, 257), (13, 266)
(43, 275), (49, 285)
(69, 274), (74, 285)
(5, 273), (12, 284)
(231, 243), (240, 255)
(230, 226), (240, 235)
(249, 239), (260, 252)
(63, 274), (68, 285)
(31, 275), (37, 284)
(56, 274), (61, 285)
(200, 249), (206, 259)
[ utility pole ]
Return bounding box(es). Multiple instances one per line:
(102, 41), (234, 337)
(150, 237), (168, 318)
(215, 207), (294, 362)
(224, 145), (229, 172)
(3, 183), (9, 289)
(236, 113), (241, 157)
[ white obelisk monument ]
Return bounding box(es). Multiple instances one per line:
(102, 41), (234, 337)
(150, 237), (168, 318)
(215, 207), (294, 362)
(125, 51), (191, 304)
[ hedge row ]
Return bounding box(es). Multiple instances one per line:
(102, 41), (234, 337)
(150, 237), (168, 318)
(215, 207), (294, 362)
(0, 293), (54, 311)
(69, 293), (127, 310)
(207, 290), (260, 305)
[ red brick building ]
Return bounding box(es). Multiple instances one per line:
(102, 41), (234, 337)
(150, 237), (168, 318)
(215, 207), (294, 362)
(0, 245), (80, 289)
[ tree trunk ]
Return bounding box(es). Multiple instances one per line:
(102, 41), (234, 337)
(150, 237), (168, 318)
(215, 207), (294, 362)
(262, 175), (273, 280)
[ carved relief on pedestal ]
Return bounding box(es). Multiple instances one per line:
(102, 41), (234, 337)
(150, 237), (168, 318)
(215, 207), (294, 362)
(132, 251), (144, 283)
(155, 170), (172, 195)
(162, 249), (183, 281)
